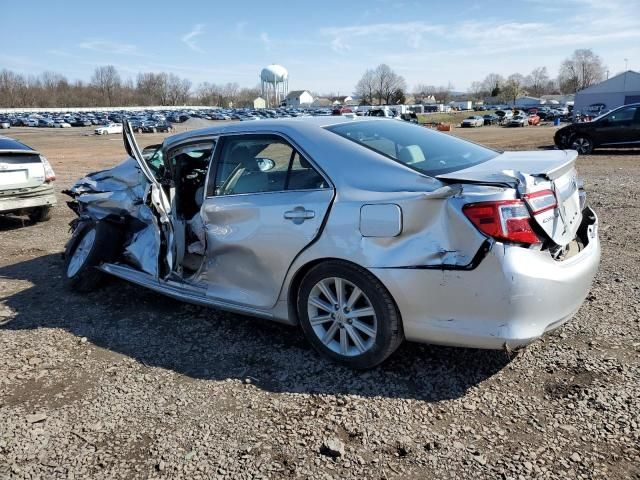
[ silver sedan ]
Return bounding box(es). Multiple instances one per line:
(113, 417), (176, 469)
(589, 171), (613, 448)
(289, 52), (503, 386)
(63, 117), (600, 368)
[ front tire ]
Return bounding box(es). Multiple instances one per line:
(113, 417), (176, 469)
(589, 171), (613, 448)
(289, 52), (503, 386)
(64, 221), (120, 292)
(297, 261), (403, 369)
(571, 135), (594, 154)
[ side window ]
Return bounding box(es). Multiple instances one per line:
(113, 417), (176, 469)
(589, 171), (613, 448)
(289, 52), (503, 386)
(214, 136), (292, 196)
(287, 152), (327, 190)
(606, 107), (637, 125)
(211, 136), (327, 196)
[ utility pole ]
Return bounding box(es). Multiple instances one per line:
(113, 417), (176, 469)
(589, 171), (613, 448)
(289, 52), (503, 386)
(624, 58), (629, 71)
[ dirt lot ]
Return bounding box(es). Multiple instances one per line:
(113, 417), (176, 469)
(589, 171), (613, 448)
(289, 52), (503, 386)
(1, 123), (639, 479)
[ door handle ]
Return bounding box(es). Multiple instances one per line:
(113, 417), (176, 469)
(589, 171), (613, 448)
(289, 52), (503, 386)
(284, 207), (315, 224)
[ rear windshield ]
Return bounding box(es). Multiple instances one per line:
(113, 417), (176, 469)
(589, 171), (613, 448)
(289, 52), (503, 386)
(326, 120), (498, 176)
(0, 154), (41, 164)
(0, 137), (34, 151)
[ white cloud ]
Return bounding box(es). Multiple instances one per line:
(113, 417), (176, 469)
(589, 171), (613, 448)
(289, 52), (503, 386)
(260, 32), (272, 50)
(79, 40), (142, 56)
(321, 22), (444, 52)
(330, 37), (350, 53)
(181, 24), (205, 53)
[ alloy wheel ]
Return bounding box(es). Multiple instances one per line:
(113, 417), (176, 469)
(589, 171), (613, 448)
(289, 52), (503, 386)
(307, 277), (378, 357)
(571, 137), (592, 154)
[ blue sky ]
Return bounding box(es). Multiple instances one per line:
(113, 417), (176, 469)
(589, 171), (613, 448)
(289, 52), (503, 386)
(3, 0), (639, 95)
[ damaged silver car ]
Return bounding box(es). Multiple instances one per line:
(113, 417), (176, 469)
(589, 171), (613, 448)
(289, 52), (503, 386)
(64, 118), (600, 368)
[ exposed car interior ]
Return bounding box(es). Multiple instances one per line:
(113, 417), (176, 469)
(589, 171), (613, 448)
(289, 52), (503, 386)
(163, 142), (214, 275)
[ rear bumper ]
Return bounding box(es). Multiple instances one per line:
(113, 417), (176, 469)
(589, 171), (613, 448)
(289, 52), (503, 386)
(371, 208), (600, 350)
(0, 183), (57, 214)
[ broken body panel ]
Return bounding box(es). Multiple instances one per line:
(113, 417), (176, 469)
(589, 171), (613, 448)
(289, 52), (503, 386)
(64, 117), (600, 350)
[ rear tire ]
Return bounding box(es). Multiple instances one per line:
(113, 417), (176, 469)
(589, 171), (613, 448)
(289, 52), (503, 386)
(297, 261), (404, 369)
(64, 221), (121, 292)
(29, 206), (52, 222)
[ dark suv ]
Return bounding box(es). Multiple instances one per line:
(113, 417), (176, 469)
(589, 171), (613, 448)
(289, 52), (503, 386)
(554, 103), (640, 154)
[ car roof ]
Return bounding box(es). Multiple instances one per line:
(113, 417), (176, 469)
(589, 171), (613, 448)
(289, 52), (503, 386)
(163, 115), (374, 148)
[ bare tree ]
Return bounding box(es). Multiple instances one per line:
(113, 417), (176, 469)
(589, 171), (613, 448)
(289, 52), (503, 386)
(354, 69), (376, 105)
(481, 73), (504, 98)
(467, 81), (484, 100)
(527, 67), (549, 97)
(0, 69), (26, 107)
(166, 74), (191, 105)
(500, 74), (526, 106)
(372, 64), (407, 105)
(558, 49), (606, 93)
(91, 65), (121, 106)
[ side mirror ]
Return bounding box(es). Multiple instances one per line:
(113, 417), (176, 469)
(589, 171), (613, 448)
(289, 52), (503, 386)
(256, 158), (275, 172)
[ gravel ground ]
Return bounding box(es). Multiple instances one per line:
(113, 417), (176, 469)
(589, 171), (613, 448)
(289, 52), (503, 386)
(1, 124), (639, 479)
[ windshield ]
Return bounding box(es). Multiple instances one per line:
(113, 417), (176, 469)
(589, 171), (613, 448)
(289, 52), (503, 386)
(326, 119), (499, 176)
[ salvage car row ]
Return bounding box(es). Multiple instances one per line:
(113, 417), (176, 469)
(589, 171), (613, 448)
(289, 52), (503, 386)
(462, 110), (544, 128)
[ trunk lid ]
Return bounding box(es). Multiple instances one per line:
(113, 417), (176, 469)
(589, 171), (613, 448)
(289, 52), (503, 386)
(438, 150), (582, 246)
(0, 152), (46, 191)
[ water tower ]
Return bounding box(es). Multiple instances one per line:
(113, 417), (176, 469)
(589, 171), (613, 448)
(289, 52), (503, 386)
(260, 64), (289, 108)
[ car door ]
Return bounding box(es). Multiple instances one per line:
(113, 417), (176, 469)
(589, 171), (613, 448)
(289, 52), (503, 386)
(597, 106), (638, 145)
(200, 133), (334, 309)
(122, 121), (175, 279)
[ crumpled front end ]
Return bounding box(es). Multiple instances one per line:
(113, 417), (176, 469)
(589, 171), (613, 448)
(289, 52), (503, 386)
(64, 157), (160, 276)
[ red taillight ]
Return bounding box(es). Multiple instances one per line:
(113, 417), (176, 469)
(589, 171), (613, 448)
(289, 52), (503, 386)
(40, 155), (56, 182)
(523, 189), (557, 214)
(463, 200), (541, 245)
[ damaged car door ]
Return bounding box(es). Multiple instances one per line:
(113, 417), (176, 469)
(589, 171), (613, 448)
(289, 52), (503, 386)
(201, 134), (334, 309)
(122, 120), (175, 278)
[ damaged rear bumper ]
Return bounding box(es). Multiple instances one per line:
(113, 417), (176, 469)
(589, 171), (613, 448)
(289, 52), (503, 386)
(371, 207), (600, 350)
(0, 184), (57, 214)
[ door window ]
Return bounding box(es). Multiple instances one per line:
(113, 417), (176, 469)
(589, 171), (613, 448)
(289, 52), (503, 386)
(211, 135), (327, 196)
(287, 152), (327, 190)
(605, 107), (637, 125)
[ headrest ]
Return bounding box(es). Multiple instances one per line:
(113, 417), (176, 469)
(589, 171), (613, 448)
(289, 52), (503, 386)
(398, 145), (425, 165)
(231, 145), (260, 171)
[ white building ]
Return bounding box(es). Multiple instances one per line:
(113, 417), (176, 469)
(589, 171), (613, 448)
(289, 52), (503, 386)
(574, 70), (640, 114)
(450, 100), (472, 110)
(331, 96), (354, 105)
(283, 90), (314, 107)
(253, 97), (266, 109)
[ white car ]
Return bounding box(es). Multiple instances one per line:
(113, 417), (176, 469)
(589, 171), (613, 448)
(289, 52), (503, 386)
(461, 116), (485, 127)
(95, 123), (123, 135)
(0, 135), (56, 221)
(54, 120), (71, 128)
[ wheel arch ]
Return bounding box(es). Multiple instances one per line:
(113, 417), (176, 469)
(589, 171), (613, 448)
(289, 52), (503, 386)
(285, 257), (403, 327)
